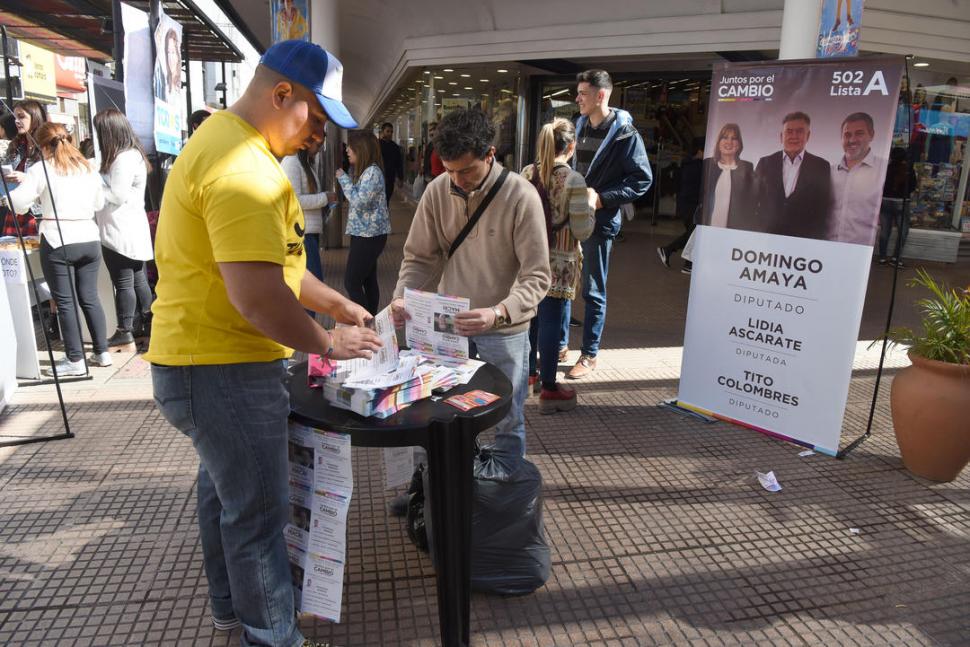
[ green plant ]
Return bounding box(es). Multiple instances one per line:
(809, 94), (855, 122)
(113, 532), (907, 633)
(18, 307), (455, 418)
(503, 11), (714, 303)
(882, 269), (970, 365)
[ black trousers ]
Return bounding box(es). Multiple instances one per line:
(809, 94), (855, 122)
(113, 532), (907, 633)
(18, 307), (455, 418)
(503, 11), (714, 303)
(344, 234), (387, 315)
(102, 245), (153, 331)
(39, 237), (108, 360)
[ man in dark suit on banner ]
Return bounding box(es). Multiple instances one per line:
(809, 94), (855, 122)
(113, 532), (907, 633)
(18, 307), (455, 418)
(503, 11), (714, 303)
(754, 111), (833, 240)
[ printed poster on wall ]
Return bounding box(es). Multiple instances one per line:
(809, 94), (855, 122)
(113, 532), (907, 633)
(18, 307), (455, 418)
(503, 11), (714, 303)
(676, 56), (903, 455)
(153, 8), (183, 155)
(120, 1), (155, 152)
(817, 0), (865, 58)
(271, 0), (310, 43)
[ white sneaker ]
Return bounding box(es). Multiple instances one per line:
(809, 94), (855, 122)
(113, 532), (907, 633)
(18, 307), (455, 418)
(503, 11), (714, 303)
(88, 352), (113, 367)
(44, 357), (86, 377)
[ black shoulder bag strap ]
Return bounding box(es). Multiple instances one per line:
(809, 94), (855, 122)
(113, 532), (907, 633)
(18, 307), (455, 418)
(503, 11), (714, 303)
(448, 167), (509, 259)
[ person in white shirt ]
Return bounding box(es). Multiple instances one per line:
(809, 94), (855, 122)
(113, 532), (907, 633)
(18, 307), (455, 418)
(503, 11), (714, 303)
(5, 122), (109, 376)
(280, 140), (328, 284)
(828, 112), (884, 246)
(94, 109), (155, 345)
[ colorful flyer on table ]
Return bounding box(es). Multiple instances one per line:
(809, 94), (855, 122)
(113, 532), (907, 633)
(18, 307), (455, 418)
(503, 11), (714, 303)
(403, 287), (470, 361)
(444, 389), (499, 412)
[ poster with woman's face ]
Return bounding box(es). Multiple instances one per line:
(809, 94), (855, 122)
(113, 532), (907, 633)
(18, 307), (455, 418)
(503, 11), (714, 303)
(153, 9), (183, 155)
(271, 0), (310, 43)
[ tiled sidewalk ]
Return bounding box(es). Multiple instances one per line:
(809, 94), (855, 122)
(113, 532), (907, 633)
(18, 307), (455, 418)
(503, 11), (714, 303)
(1, 196), (968, 646)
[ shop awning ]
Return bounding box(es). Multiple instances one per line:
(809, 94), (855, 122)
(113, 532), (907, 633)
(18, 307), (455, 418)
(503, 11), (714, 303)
(0, 0), (244, 64)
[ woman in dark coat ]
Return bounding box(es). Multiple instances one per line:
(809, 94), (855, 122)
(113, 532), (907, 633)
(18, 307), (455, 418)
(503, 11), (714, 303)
(701, 123), (756, 231)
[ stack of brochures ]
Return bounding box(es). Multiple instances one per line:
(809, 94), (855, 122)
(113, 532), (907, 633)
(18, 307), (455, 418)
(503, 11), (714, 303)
(309, 293), (485, 418)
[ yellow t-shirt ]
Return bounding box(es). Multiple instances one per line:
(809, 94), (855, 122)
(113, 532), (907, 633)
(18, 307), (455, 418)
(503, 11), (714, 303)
(145, 111), (306, 365)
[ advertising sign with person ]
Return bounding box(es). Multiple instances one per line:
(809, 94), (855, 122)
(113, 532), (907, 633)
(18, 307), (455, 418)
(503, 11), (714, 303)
(153, 8), (183, 155)
(271, 0), (310, 43)
(817, 0), (865, 58)
(676, 57), (903, 455)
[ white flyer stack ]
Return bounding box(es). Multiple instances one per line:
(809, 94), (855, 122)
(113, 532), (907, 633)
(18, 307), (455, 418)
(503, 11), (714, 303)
(285, 423), (354, 622)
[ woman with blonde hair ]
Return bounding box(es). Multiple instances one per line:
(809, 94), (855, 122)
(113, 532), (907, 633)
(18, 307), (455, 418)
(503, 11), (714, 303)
(5, 122), (109, 376)
(521, 118), (594, 414)
(336, 130), (391, 314)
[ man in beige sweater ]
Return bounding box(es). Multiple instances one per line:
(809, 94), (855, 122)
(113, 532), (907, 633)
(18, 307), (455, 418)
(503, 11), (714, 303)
(391, 107), (550, 463)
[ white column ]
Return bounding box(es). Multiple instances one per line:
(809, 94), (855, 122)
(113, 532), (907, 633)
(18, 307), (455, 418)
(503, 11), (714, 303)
(309, 0), (339, 54)
(778, 0), (822, 60)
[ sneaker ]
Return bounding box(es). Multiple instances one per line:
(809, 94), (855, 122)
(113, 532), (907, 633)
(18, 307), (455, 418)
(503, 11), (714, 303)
(558, 346), (569, 363)
(88, 352), (113, 368)
(539, 384), (577, 414)
(569, 317), (581, 328)
(528, 373), (540, 395)
(566, 354), (596, 380)
(212, 615), (241, 631)
(681, 262), (692, 275)
(877, 257), (887, 265)
(107, 329), (135, 347)
(388, 493), (408, 517)
(891, 258), (906, 269)
(302, 640), (333, 647)
(657, 246), (670, 268)
(44, 357), (86, 377)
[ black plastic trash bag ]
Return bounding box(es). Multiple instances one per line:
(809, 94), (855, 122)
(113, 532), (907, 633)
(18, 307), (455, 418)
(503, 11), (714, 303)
(406, 446), (550, 596)
(470, 446), (551, 595)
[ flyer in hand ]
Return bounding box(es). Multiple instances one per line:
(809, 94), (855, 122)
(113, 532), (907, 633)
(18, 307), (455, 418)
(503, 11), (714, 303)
(403, 287), (470, 361)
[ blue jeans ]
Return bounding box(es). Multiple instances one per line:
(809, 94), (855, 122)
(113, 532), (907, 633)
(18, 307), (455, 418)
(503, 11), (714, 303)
(580, 232), (614, 357)
(469, 330), (529, 466)
(529, 299), (569, 377)
(537, 297), (567, 386)
(152, 361), (304, 647)
(304, 233), (323, 282)
(877, 199), (909, 259)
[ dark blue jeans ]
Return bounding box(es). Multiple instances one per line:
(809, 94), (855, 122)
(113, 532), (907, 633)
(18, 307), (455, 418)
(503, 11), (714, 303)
(304, 233), (323, 282)
(579, 231), (614, 357)
(152, 361), (304, 647)
(529, 296), (569, 384)
(878, 199), (909, 259)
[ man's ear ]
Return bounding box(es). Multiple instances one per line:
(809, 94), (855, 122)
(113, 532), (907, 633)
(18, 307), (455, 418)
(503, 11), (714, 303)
(271, 81), (295, 110)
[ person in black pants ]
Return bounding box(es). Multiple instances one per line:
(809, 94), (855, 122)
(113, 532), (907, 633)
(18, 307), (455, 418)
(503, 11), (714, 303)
(336, 130), (393, 314)
(378, 122), (404, 206)
(658, 138), (704, 271)
(41, 238), (110, 359)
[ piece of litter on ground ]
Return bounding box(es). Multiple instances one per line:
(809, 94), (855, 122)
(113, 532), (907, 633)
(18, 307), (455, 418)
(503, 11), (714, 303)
(798, 449), (816, 457)
(895, 604), (907, 608)
(755, 471), (782, 492)
(849, 527), (862, 535)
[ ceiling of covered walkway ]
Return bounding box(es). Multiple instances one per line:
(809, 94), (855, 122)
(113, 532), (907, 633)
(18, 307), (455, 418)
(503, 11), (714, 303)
(222, 0), (970, 124)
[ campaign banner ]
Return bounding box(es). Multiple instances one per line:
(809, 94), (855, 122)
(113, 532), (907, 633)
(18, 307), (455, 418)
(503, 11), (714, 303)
(120, 2), (155, 152)
(676, 57), (903, 455)
(817, 0), (864, 58)
(153, 8), (183, 155)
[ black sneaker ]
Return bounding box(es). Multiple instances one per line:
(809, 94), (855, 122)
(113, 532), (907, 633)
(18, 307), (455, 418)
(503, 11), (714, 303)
(681, 262), (692, 275)
(107, 329), (135, 347)
(657, 247), (670, 268)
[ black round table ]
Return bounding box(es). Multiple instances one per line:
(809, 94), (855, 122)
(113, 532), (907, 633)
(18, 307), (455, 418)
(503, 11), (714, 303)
(287, 361), (513, 647)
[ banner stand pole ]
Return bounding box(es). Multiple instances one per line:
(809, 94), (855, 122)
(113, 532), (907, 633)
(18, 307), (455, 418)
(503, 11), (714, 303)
(0, 173), (79, 449)
(838, 58), (913, 460)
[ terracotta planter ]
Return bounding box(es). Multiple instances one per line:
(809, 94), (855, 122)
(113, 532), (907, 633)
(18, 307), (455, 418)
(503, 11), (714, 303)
(890, 352), (970, 482)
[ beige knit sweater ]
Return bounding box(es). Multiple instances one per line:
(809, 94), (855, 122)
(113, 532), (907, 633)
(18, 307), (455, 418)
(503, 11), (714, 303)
(393, 160), (551, 334)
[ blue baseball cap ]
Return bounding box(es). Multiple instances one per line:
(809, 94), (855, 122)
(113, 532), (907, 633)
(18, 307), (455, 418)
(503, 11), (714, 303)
(259, 40), (358, 129)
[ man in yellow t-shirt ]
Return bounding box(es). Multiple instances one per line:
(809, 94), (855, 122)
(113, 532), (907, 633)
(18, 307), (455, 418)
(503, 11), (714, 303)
(146, 41), (380, 646)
